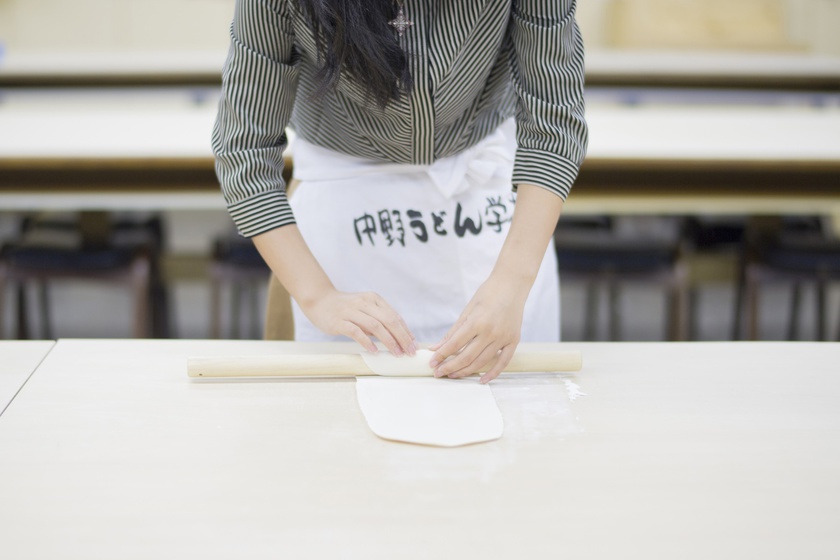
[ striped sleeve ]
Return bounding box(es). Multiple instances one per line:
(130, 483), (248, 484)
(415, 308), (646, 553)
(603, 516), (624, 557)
(211, 0), (300, 237)
(509, 0), (588, 200)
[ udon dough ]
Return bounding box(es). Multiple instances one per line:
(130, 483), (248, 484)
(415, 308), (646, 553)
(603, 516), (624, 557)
(361, 349), (436, 376)
(355, 377), (504, 447)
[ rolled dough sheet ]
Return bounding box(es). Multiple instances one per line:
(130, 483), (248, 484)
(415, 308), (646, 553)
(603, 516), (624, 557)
(355, 377), (504, 447)
(361, 349), (436, 376)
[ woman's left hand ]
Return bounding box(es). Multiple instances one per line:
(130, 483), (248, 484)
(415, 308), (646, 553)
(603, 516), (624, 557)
(428, 272), (530, 384)
(427, 183), (566, 383)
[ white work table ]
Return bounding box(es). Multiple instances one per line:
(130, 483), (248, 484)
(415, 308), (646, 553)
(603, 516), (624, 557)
(0, 339), (838, 559)
(0, 340), (54, 415)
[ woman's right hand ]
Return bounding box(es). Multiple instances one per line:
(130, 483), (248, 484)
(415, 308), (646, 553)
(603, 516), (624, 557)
(300, 288), (417, 356)
(252, 225), (415, 356)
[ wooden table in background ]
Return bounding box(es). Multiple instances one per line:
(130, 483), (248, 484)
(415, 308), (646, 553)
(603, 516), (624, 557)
(1, 87), (839, 222)
(570, 104), (840, 227)
(584, 50), (840, 91)
(2, 50), (839, 90)
(0, 339), (838, 558)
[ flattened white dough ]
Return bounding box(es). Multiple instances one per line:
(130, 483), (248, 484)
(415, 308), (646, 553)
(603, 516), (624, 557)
(355, 377), (504, 447)
(361, 349), (436, 376)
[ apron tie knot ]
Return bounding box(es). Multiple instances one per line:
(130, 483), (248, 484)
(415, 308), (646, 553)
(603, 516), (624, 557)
(425, 119), (516, 200)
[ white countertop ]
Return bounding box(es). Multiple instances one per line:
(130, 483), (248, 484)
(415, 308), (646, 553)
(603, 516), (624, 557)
(0, 341), (54, 415)
(0, 339), (838, 559)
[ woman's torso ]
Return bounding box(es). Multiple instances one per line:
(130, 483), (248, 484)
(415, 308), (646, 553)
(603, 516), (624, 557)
(287, 0), (518, 165)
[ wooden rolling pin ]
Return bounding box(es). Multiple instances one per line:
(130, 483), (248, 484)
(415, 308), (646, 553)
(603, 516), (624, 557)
(187, 350), (582, 378)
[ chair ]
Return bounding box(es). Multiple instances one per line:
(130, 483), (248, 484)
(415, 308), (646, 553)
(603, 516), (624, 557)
(681, 216), (747, 340)
(0, 260), (8, 339)
(743, 223), (840, 341)
(554, 216), (689, 341)
(209, 235), (271, 339)
(0, 213), (168, 339)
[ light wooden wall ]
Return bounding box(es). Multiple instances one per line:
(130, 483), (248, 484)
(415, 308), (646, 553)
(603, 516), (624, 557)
(606, 0), (792, 50)
(0, 0), (838, 54)
(585, 0), (840, 54)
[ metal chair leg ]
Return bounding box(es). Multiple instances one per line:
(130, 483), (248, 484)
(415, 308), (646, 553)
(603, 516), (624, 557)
(787, 282), (802, 341)
(231, 283), (242, 339)
(130, 257), (151, 338)
(731, 245), (749, 341)
(667, 265), (690, 341)
(744, 266), (760, 340)
(16, 285), (29, 340)
(816, 277), (827, 341)
(584, 282), (599, 341)
(38, 281), (51, 340)
(249, 281), (260, 339)
(687, 287), (699, 341)
(210, 275), (222, 339)
(608, 277), (620, 341)
(150, 276), (170, 339)
(0, 264), (6, 340)
(836, 292), (840, 342)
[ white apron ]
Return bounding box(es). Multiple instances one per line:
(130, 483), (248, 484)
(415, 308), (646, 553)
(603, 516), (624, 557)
(289, 119), (560, 344)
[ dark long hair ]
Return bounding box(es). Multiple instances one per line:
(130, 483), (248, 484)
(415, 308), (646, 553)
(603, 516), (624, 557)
(296, 0), (412, 108)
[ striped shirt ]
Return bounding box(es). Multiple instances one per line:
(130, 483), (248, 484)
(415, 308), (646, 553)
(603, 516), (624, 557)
(212, 0), (588, 237)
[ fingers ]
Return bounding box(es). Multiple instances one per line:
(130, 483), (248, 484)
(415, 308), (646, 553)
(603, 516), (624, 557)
(428, 311), (520, 382)
(306, 289), (416, 355)
(332, 292), (415, 356)
(480, 345), (515, 384)
(433, 338), (515, 383)
(351, 311), (406, 357)
(336, 321), (378, 353)
(429, 324), (470, 372)
(360, 294), (416, 356)
(429, 319), (496, 378)
(442, 343), (501, 379)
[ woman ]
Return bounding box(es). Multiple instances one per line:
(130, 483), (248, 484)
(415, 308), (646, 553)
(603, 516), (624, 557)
(212, 0), (588, 383)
